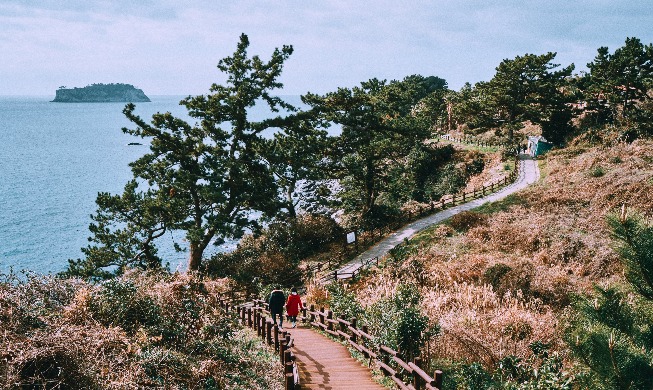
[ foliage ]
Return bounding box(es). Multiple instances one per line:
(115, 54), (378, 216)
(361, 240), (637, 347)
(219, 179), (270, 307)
(443, 342), (573, 390)
(262, 111), (332, 218)
(363, 284), (436, 361)
(565, 210), (653, 389)
(585, 37), (653, 117)
(0, 271), (283, 389)
(69, 33), (295, 275)
(204, 214), (343, 287)
(304, 75), (444, 228)
(480, 52), (575, 141)
(448, 211), (488, 232)
(326, 282), (365, 322)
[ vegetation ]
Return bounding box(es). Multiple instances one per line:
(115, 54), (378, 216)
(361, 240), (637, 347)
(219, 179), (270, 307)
(566, 210), (653, 389)
(0, 271), (282, 389)
(18, 33), (653, 388)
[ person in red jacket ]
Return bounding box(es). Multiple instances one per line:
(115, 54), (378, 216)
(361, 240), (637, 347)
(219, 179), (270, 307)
(285, 287), (304, 328)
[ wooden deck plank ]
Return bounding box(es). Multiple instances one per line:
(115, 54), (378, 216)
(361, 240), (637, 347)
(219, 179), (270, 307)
(285, 326), (385, 389)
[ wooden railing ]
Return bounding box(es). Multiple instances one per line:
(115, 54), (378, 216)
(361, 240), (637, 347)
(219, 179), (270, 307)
(438, 133), (501, 148)
(320, 256), (379, 283)
(305, 305), (443, 390)
(219, 299), (300, 390)
(314, 156), (520, 283)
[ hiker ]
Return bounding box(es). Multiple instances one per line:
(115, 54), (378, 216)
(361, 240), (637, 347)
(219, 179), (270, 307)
(268, 286), (286, 328)
(286, 287), (304, 328)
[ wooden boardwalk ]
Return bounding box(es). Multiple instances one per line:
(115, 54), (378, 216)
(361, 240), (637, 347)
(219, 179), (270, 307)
(286, 326), (385, 389)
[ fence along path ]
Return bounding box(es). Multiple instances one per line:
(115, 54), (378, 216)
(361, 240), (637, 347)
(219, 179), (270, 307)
(225, 299), (386, 389)
(333, 153), (540, 280)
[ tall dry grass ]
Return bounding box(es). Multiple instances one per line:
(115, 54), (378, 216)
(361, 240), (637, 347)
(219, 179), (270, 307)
(0, 271), (283, 389)
(349, 138), (653, 369)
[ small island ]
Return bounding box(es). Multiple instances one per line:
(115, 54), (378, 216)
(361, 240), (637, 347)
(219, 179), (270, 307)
(52, 83), (151, 103)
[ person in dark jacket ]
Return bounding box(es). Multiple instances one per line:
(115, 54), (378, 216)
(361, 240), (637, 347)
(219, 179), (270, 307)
(268, 287), (286, 328)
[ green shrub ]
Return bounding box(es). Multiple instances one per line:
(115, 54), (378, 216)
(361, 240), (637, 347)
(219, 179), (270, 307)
(448, 211), (488, 232)
(589, 165), (606, 177)
(565, 210), (653, 389)
(482, 263), (512, 291)
(362, 284), (437, 361)
(89, 279), (161, 334)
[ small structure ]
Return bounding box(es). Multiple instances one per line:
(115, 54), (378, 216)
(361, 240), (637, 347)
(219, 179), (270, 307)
(527, 136), (553, 157)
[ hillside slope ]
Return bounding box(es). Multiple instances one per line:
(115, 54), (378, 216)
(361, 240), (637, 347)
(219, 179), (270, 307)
(351, 138), (653, 365)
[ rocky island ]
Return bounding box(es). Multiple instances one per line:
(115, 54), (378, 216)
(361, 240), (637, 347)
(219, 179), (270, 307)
(52, 83), (151, 103)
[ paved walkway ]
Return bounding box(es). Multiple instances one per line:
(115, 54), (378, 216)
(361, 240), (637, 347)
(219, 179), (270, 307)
(337, 154), (540, 278)
(286, 326), (385, 389)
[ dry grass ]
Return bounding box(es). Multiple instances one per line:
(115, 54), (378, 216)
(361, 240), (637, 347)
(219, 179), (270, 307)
(0, 271), (283, 389)
(350, 138), (653, 369)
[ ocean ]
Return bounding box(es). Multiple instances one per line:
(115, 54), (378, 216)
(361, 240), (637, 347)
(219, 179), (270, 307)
(0, 95), (304, 275)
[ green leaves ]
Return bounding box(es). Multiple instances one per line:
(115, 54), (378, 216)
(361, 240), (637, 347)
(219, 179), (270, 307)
(70, 34), (295, 275)
(566, 210), (653, 389)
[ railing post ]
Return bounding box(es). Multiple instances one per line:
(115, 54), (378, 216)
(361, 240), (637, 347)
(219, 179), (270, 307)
(362, 325), (370, 358)
(285, 372), (295, 390)
(284, 350), (292, 367)
(309, 304), (315, 323)
(280, 340), (286, 364)
(327, 310), (333, 332)
(434, 370), (443, 389)
(274, 324), (280, 351)
(247, 307), (252, 328)
(351, 318), (358, 343)
(267, 318), (273, 345)
(413, 357), (422, 390)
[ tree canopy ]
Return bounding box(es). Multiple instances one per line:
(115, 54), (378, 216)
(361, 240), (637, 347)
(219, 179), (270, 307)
(68, 33), (295, 276)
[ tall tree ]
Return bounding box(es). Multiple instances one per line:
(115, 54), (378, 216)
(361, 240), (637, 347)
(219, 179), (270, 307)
(304, 75), (436, 227)
(68, 34), (294, 276)
(261, 112), (331, 219)
(586, 37), (653, 119)
(481, 52), (574, 141)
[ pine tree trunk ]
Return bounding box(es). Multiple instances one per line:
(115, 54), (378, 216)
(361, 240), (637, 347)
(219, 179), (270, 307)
(188, 243), (202, 271)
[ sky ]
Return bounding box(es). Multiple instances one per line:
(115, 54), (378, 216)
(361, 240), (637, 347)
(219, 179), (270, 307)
(1, 1), (652, 96)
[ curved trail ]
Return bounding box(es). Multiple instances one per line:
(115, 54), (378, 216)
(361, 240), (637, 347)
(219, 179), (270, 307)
(336, 154), (540, 278)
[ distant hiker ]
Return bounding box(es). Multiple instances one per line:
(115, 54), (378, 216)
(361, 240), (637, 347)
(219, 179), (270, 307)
(286, 287), (304, 328)
(268, 286), (286, 328)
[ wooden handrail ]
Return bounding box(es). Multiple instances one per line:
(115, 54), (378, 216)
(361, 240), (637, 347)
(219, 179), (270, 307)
(304, 305), (443, 389)
(225, 299), (300, 390)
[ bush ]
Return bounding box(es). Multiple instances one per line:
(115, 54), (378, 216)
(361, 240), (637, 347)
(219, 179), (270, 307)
(565, 210), (653, 389)
(204, 214), (343, 287)
(89, 278), (161, 334)
(483, 263), (512, 291)
(449, 211), (488, 232)
(362, 284), (437, 361)
(589, 165), (606, 177)
(0, 271), (283, 389)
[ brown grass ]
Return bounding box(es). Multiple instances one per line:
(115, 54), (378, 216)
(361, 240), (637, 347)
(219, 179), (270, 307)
(0, 271), (283, 389)
(349, 138), (653, 368)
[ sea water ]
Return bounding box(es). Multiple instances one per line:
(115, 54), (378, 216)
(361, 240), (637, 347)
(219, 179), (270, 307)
(0, 95), (304, 275)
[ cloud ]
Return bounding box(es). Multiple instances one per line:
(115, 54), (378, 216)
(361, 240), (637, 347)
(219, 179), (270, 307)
(1, 1), (652, 95)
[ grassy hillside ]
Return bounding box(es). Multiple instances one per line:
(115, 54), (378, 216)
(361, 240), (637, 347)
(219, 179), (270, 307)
(334, 137), (653, 385)
(0, 271), (282, 389)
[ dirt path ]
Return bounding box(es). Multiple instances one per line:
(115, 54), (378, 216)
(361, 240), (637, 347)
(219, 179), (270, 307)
(336, 154), (540, 278)
(286, 326), (385, 389)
